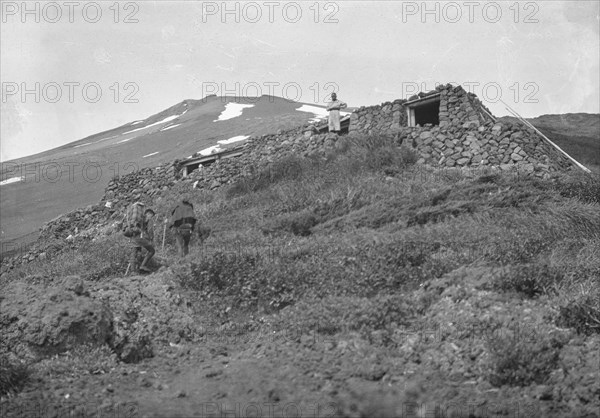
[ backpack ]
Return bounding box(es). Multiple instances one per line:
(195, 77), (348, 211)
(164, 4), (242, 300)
(122, 202), (145, 237)
(172, 201), (197, 229)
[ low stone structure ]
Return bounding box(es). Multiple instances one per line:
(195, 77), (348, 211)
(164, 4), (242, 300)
(350, 99), (408, 135)
(349, 84), (574, 173)
(181, 126), (341, 190)
(101, 163), (178, 210)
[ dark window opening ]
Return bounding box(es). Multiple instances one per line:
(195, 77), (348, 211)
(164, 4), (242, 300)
(187, 163), (201, 173)
(413, 100), (440, 126)
(183, 160), (215, 177)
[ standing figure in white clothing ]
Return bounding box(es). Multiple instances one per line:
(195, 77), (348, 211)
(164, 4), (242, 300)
(327, 92), (347, 134)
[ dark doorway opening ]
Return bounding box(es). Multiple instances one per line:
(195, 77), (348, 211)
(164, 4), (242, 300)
(413, 100), (440, 126)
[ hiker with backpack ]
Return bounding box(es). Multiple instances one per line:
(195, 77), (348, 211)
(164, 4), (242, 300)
(123, 202), (156, 273)
(327, 92), (347, 134)
(168, 199), (197, 257)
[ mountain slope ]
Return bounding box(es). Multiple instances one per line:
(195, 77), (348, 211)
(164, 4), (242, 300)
(0, 96), (332, 248)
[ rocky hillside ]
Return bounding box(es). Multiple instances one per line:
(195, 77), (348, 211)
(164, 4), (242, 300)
(1, 86), (598, 417)
(1, 134), (598, 417)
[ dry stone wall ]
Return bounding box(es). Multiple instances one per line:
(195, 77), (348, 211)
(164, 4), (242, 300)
(394, 122), (572, 175)
(350, 99), (408, 135)
(101, 163), (178, 211)
(182, 125), (340, 190)
(349, 84), (495, 135)
(438, 84), (495, 128)
(349, 84), (574, 174)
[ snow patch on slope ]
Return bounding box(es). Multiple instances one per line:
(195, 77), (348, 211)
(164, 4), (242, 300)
(72, 135), (119, 149)
(296, 104), (350, 123)
(0, 177), (23, 186)
(161, 123), (181, 132)
(122, 111), (187, 135)
(213, 103), (254, 122)
(199, 145), (224, 155)
(218, 135), (249, 145)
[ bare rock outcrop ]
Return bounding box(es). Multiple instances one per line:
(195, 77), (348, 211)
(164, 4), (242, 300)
(0, 276), (112, 360)
(0, 272), (197, 364)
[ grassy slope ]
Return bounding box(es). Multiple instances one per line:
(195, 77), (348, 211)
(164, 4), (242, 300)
(3, 135), (599, 416)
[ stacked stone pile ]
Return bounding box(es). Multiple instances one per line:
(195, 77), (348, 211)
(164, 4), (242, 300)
(183, 125), (341, 190)
(39, 204), (112, 241)
(395, 120), (571, 175)
(350, 99), (408, 135)
(102, 162), (178, 210)
(437, 84), (494, 128)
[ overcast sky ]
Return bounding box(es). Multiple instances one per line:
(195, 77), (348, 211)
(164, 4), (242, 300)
(1, 1), (598, 161)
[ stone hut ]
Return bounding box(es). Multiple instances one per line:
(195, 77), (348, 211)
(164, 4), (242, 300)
(349, 83), (585, 174)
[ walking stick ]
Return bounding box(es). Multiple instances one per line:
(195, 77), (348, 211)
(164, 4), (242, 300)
(162, 220), (167, 252)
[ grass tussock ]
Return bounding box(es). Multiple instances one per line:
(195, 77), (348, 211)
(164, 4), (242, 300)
(486, 331), (566, 387)
(2, 235), (133, 284)
(0, 355), (30, 396)
(271, 294), (433, 345)
(553, 171), (600, 204)
(33, 344), (118, 381)
(557, 283), (600, 335)
(489, 264), (564, 298)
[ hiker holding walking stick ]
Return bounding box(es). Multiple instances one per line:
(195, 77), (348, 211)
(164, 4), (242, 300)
(167, 199), (197, 257)
(122, 203), (156, 274)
